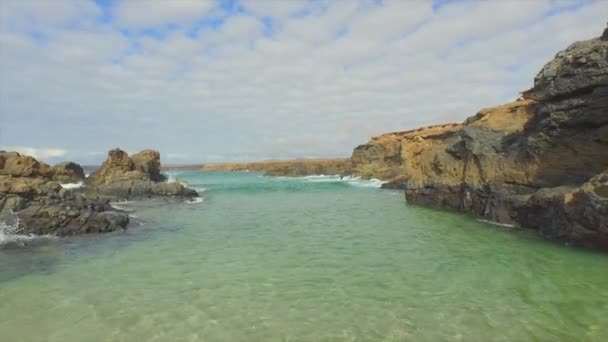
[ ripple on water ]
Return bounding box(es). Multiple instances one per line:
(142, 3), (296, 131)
(1, 171), (607, 341)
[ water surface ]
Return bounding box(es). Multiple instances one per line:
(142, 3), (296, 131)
(1, 172), (607, 341)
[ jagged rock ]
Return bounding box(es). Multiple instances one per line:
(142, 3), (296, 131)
(51, 161), (85, 183)
(87, 148), (197, 200)
(88, 149), (142, 186)
(0, 172), (129, 236)
(514, 170), (608, 249)
(16, 197), (129, 236)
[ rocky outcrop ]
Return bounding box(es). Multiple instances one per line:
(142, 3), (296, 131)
(0, 151), (129, 236)
(88, 149), (197, 200)
(202, 159), (351, 177)
(351, 26), (608, 250)
(88, 149), (141, 186)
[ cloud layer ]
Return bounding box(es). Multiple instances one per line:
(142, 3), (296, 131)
(1, 0), (606, 164)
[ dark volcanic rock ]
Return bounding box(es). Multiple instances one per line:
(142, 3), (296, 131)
(0, 173), (129, 237)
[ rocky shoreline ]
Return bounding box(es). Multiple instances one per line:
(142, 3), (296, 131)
(0, 149), (198, 238)
(349, 26), (608, 250)
(2, 26), (606, 251)
(201, 159), (351, 177)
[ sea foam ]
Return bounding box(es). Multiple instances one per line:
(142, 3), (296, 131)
(60, 182), (84, 189)
(186, 197), (204, 204)
(276, 175), (386, 188)
(0, 216), (55, 246)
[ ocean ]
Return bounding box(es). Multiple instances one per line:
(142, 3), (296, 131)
(1, 171), (607, 341)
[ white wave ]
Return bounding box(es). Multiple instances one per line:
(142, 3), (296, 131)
(477, 219), (516, 228)
(274, 174), (385, 188)
(343, 176), (386, 188)
(0, 220), (55, 246)
(60, 182), (84, 189)
(165, 173), (191, 188)
(110, 200), (133, 211)
(166, 172), (177, 183)
(186, 197), (204, 204)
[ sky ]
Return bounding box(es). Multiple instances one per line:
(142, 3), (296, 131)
(1, 0), (606, 164)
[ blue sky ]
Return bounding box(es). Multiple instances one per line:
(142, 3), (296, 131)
(0, 0), (606, 164)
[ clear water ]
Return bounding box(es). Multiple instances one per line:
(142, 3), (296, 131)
(1, 172), (607, 341)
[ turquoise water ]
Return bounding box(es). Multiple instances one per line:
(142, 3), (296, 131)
(1, 172), (607, 341)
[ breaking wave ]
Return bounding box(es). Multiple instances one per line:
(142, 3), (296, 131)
(61, 182), (84, 189)
(0, 215), (55, 246)
(186, 197), (204, 204)
(275, 175), (386, 188)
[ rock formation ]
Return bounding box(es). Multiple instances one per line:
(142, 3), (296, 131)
(51, 162), (85, 183)
(0, 151), (129, 236)
(88, 148), (197, 199)
(202, 159), (351, 177)
(350, 26), (608, 250)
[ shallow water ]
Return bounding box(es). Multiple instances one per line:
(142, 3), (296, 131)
(1, 172), (607, 341)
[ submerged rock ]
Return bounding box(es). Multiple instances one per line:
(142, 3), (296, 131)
(350, 26), (608, 250)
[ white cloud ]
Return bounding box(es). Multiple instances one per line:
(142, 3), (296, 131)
(1, 146), (67, 161)
(1, 0), (607, 163)
(1, 0), (100, 31)
(113, 0), (216, 27)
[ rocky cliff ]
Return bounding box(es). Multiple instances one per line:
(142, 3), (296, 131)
(202, 159), (351, 177)
(350, 27), (608, 249)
